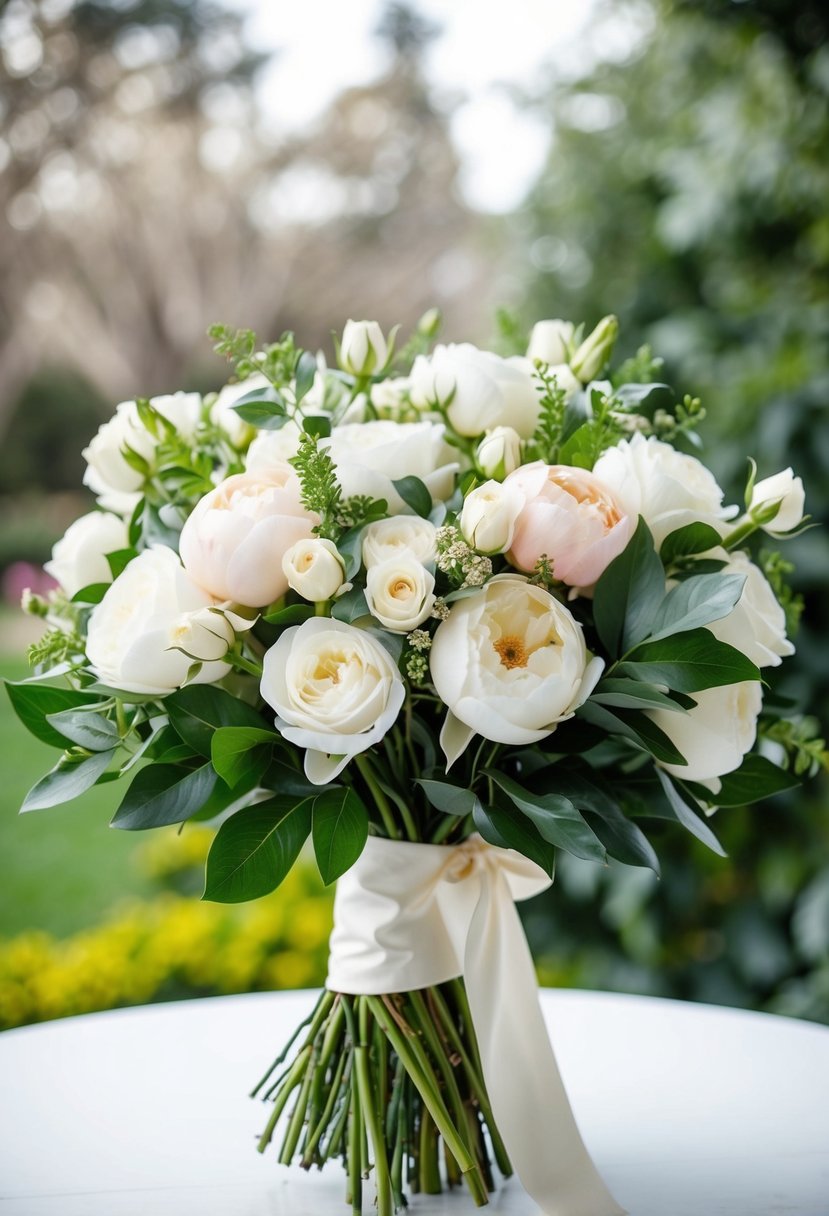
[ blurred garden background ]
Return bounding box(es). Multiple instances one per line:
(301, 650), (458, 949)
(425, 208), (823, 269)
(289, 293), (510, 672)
(1, 0), (828, 1031)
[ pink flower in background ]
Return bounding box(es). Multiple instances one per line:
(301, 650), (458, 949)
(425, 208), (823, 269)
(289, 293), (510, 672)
(506, 462), (633, 592)
(3, 562), (56, 607)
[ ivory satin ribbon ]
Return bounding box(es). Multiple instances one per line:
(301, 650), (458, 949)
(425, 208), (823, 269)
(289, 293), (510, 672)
(326, 835), (625, 1216)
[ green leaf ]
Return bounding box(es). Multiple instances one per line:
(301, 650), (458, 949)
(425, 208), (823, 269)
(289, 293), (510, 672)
(111, 763), (218, 830)
(646, 573), (746, 642)
(654, 769), (727, 856)
(262, 602), (316, 627)
(312, 787), (370, 885)
(577, 700), (688, 766)
(336, 525), (367, 581)
(619, 628), (761, 692)
(528, 768), (659, 871)
(203, 795), (314, 902)
(5, 682), (106, 748)
(612, 382), (673, 412)
(233, 394), (288, 429)
(166, 685), (267, 757)
(472, 802), (557, 876)
(330, 585), (370, 624)
(485, 770), (606, 863)
(591, 678), (691, 713)
(593, 516), (665, 656)
(392, 476), (432, 518)
(703, 755), (801, 807)
(21, 749), (115, 812)
(659, 522), (723, 564)
(105, 548), (138, 579)
(302, 415), (331, 439)
(45, 709), (120, 752)
(211, 726), (275, 789)
(415, 779), (480, 816)
(70, 582), (110, 604)
(294, 350), (318, 403)
(260, 759), (318, 798)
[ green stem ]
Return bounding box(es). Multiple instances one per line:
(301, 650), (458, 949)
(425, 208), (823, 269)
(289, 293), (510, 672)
(431, 813), (463, 844)
(721, 514), (758, 551)
(355, 754), (400, 840)
(356, 1000), (393, 1216)
(256, 1044), (312, 1153)
(302, 1047), (348, 1167)
(365, 996), (489, 1207)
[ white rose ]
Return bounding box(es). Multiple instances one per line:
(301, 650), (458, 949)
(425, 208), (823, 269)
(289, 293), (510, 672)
(260, 617), (405, 784)
(365, 556), (436, 632)
(592, 433), (736, 548)
(647, 682), (762, 784)
(749, 468), (806, 535)
(45, 511), (129, 599)
(430, 575), (603, 765)
(460, 480), (524, 555)
(210, 374), (268, 447)
(410, 344), (541, 438)
(245, 420), (304, 472)
(179, 465), (317, 608)
(323, 420), (457, 512)
(282, 538), (346, 602)
(527, 319), (575, 366)
(705, 549), (794, 668)
(339, 320), (389, 376)
(82, 392), (202, 516)
(476, 426), (522, 481)
(362, 517), (437, 568)
(86, 546), (236, 695)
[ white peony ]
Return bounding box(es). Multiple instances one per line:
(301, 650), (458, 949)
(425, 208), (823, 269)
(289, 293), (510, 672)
(705, 549), (794, 668)
(409, 344), (541, 439)
(282, 538), (346, 603)
(592, 433), (736, 548)
(361, 516), (437, 568)
(179, 465), (317, 608)
(365, 556), (436, 632)
(430, 575), (603, 765)
(648, 682), (762, 784)
(326, 420), (457, 513)
(45, 511), (129, 599)
(245, 420), (304, 472)
(82, 392), (202, 516)
(86, 546), (237, 695)
(260, 617), (405, 784)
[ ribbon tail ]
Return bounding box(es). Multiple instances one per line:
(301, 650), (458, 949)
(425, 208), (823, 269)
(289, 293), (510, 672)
(463, 871), (626, 1216)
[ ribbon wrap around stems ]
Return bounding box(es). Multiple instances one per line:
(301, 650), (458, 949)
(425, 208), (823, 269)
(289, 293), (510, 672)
(327, 835), (625, 1216)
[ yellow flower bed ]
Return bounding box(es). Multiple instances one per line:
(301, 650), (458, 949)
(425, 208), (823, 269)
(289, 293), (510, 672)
(0, 829), (333, 1030)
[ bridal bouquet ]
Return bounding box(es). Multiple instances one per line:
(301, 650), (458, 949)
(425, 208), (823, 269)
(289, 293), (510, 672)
(9, 310), (817, 1215)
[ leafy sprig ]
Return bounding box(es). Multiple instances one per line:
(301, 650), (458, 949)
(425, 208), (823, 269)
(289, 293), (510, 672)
(761, 716), (829, 776)
(209, 324), (298, 390)
(290, 432), (342, 540)
(527, 363), (568, 463)
(760, 549), (804, 636)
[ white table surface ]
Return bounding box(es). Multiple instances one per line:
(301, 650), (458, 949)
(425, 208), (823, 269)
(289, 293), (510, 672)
(1, 988), (827, 1215)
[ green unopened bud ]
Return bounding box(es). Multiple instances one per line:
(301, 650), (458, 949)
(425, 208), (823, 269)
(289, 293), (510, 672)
(570, 314), (619, 383)
(417, 307), (442, 338)
(21, 589), (49, 617)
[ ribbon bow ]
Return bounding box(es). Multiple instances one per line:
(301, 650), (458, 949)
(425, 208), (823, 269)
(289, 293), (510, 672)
(327, 835), (624, 1216)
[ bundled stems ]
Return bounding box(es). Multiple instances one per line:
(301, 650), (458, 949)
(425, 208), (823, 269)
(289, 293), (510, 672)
(256, 982), (511, 1214)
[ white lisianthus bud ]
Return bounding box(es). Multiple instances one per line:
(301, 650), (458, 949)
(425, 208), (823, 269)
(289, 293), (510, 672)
(460, 480), (524, 555)
(339, 320), (389, 376)
(417, 307), (442, 338)
(527, 319), (575, 366)
(365, 556), (435, 632)
(748, 468), (806, 535)
(282, 538), (346, 603)
(570, 314), (619, 383)
(475, 426), (522, 481)
(362, 516), (437, 568)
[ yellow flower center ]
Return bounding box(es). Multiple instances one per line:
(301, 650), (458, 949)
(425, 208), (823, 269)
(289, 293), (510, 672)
(493, 634), (529, 669)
